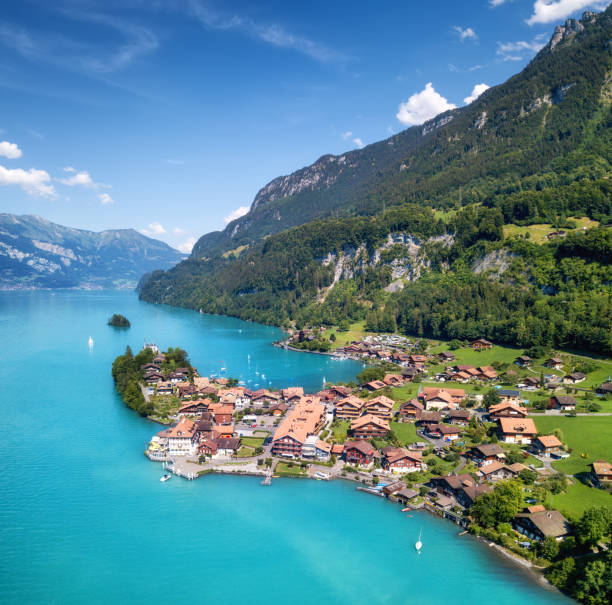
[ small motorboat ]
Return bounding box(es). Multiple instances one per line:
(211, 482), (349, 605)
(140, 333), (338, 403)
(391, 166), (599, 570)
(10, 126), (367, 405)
(415, 529), (423, 553)
(160, 473), (171, 482)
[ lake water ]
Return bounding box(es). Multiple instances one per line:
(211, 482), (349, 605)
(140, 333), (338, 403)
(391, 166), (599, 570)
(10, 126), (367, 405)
(0, 290), (568, 604)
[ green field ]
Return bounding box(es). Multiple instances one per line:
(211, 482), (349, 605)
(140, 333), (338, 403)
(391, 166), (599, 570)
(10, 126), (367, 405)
(549, 480), (612, 519)
(275, 461), (307, 477)
(533, 416), (612, 474)
(241, 437), (265, 448)
(390, 421), (418, 445)
(502, 217), (599, 244)
(327, 321), (370, 349)
(330, 420), (350, 443)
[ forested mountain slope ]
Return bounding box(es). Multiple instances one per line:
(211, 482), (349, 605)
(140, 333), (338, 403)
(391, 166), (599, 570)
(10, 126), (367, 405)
(140, 8), (612, 355)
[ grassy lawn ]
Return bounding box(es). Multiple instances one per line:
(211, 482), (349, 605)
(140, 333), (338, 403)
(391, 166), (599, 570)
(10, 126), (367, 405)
(328, 321), (370, 349)
(549, 480), (612, 519)
(236, 446), (255, 458)
(533, 416), (612, 474)
(389, 384), (419, 404)
(241, 437), (265, 448)
(275, 461), (308, 477)
(390, 421), (418, 445)
(330, 420), (350, 443)
(428, 343), (522, 367)
(503, 217), (599, 244)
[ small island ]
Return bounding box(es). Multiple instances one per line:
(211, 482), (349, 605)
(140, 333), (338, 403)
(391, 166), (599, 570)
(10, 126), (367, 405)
(108, 313), (131, 328)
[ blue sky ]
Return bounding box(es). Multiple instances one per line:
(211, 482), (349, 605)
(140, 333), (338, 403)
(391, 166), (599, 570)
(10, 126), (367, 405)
(0, 0), (608, 251)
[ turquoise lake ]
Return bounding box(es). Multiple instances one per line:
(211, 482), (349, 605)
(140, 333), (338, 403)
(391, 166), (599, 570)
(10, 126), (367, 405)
(0, 290), (569, 604)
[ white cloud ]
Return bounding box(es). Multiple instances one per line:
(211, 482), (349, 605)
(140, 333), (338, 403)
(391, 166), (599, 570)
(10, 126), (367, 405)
(0, 164), (55, 197)
(353, 137), (365, 148)
(396, 83), (456, 126)
(490, 0), (510, 6)
(464, 83), (490, 104)
(165, 158), (184, 165)
(341, 131), (353, 140)
(173, 227), (185, 234)
(469, 64), (486, 71)
(224, 205), (249, 224)
(58, 168), (109, 189)
(453, 26), (478, 42)
(496, 36), (547, 60)
(140, 222), (166, 236)
(0, 140), (22, 159)
(527, 1), (607, 25)
(177, 237), (197, 254)
(63, 166), (76, 172)
(98, 193), (114, 205)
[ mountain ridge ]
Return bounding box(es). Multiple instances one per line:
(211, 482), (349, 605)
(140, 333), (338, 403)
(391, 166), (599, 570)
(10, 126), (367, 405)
(0, 213), (185, 290)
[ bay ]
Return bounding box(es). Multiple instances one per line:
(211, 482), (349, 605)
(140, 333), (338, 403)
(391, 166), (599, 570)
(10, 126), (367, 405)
(0, 291), (568, 604)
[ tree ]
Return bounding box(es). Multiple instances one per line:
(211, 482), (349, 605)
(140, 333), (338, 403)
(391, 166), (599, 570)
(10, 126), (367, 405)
(575, 507), (612, 548)
(483, 389), (502, 410)
(546, 557), (576, 590)
(357, 366), (385, 384)
(471, 480), (523, 528)
(538, 536), (560, 561)
(519, 469), (537, 485)
(573, 558), (609, 605)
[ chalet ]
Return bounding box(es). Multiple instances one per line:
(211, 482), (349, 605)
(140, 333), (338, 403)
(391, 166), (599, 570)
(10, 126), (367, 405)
(513, 510), (570, 541)
(391, 352), (411, 365)
(350, 414), (390, 440)
(363, 395), (394, 420)
(281, 387), (304, 403)
(423, 389), (454, 411)
(156, 381), (174, 395)
(418, 411), (442, 429)
(498, 389), (520, 403)
(395, 488), (419, 505)
(563, 372), (586, 385)
(331, 444), (344, 458)
(141, 363), (161, 372)
(327, 385), (352, 400)
(213, 377), (229, 386)
(488, 402), (527, 420)
(515, 355), (531, 367)
(549, 395), (577, 412)
(176, 400), (210, 416)
(382, 448), (424, 474)
(478, 366), (498, 381)
(401, 367), (420, 382)
(166, 418), (197, 456)
(438, 425), (461, 441)
(532, 435), (563, 457)
(216, 438), (241, 457)
(194, 418), (214, 442)
(438, 351), (455, 362)
(211, 404), (234, 425)
(364, 380), (387, 392)
(382, 481), (406, 497)
(343, 440), (377, 467)
(545, 357), (564, 370)
(590, 460), (612, 488)
(457, 483), (492, 508)
(269, 402), (288, 416)
(468, 443), (506, 466)
(193, 376), (210, 390)
(315, 439), (332, 461)
(144, 372), (163, 384)
(420, 387), (465, 408)
(335, 396), (365, 420)
(477, 460), (512, 482)
(445, 409), (471, 426)
(398, 399), (424, 422)
(251, 389), (281, 406)
(213, 424), (235, 440)
(153, 354), (166, 364)
(429, 474), (477, 502)
(498, 417), (537, 445)
(505, 462), (528, 477)
(596, 382), (612, 396)
(383, 373), (403, 387)
(198, 439), (218, 457)
(520, 376), (540, 389)
(470, 338), (492, 350)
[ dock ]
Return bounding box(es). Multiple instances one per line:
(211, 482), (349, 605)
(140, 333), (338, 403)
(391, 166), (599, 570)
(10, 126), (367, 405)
(261, 472), (272, 486)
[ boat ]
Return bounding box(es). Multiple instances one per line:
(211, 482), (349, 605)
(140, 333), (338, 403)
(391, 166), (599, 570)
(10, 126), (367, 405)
(415, 529), (423, 553)
(88, 336), (94, 349)
(314, 471), (330, 480)
(160, 473), (171, 482)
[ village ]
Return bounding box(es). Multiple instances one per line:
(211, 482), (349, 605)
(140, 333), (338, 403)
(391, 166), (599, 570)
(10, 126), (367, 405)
(139, 337), (612, 562)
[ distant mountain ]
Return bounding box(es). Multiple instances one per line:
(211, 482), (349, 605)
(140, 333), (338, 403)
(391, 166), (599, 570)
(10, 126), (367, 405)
(0, 214), (185, 289)
(192, 8), (611, 259)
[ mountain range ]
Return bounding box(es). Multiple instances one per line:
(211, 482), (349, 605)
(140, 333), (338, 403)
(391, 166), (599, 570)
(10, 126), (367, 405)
(140, 8), (612, 355)
(0, 214), (185, 289)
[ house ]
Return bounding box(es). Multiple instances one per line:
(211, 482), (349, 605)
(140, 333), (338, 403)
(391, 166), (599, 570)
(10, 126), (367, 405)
(401, 368), (420, 382)
(505, 462), (528, 477)
(429, 474), (477, 502)
(545, 357), (564, 370)
(498, 389), (521, 403)
(216, 438), (241, 457)
(515, 355), (532, 367)
(470, 338), (493, 350)
(422, 389), (454, 411)
(198, 439), (218, 457)
(364, 380), (387, 392)
(382, 481), (406, 497)
(315, 439), (332, 461)
(213, 424), (235, 440)
(331, 443), (344, 458)
(327, 385), (352, 400)
(335, 396), (365, 420)
(445, 409), (471, 426)
(269, 402), (289, 416)
(532, 435), (563, 457)
(488, 402), (528, 420)
(418, 411), (442, 429)
(596, 382), (612, 396)
(468, 443), (506, 466)
(281, 387), (304, 402)
(513, 509), (570, 541)
(563, 372), (586, 385)
(457, 483), (492, 508)
(420, 387), (465, 408)
(383, 373), (403, 387)
(343, 440), (377, 467)
(156, 381), (174, 395)
(478, 366), (498, 381)
(153, 354), (166, 364)
(438, 425), (462, 441)
(363, 395), (395, 420)
(211, 404), (234, 425)
(350, 414), (390, 440)
(549, 395), (577, 412)
(176, 399), (210, 416)
(398, 399), (424, 422)
(590, 460), (612, 488)
(141, 363), (161, 372)
(382, 448), (424, 473)
(498, 417), (537, 444)
(251, 389), (282, 406)
(520, 376), (540, 389)
(166, 418), (197, 456)
(438, 351), (455, 362)
(270, 398), (326, 458)
(477, 460), (512, 482)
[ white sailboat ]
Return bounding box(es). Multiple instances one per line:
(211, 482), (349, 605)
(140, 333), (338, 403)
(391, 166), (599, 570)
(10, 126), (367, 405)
(88, 336), (94, 350)
(415, 529), (423, 553)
